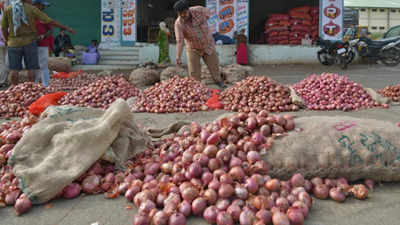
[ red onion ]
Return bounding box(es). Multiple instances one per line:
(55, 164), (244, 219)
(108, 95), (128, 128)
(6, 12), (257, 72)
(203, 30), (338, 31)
(82, 175), (101, 194)
(169, 213), (186, 225)
(192, 197), (207, 216)
(216, 148), (232, 163)
(182, 187), (199, 202)
(247, 151), (261, 164)
(178, 200), (192, 217)
(256, 209), (272, 224)
(216, 199), (231, 211)
(351, 184), (368, 200)
(63, 183), (81, 199)
(313, 184), (329, 199)
(304, 180), (312, 193)
(240, 210), (255, 225)
(188, 162), (202, 178)
(201, 172), (213, 185)
(203, 189), (218, 205)
(292, 201), (309, 218)
(378, 84), (400, 102)
(245, 178), (259, 194)
(229, 166), (245, 181)
(266, 179), (280, 192)
(207, 133), (221, 145)
(276, 197), (289, 212)
(272, 211), (290, 225)
(329, 188), (346, 202)
(227, 204), (242, 221)
(208, 179), (221, 190)
(14, 195), (32, 216)
(235, 184), (249, 200)
(287, 207), (305, 225)
(229, 157), (242, 168)
(217, 211), (234, 225)
(290, 173), (305, 188)
(203, 206), (219, 224)
(138, 199), (156, 215)
(311, 177), (323, 186)
(5, 190), (20, 205)
(152, 211), (169, 225)
(133, 214), (151, 225)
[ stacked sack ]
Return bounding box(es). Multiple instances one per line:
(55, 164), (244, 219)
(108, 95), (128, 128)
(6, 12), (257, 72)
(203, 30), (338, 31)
(289, 6), (320, 45)
(265, 14), (290, 45)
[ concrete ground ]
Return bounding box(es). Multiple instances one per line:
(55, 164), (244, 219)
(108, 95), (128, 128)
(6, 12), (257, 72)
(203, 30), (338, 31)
(1, 63), (400, 225)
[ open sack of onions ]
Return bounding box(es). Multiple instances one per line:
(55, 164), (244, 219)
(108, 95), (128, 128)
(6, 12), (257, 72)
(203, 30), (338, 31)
(0, 83), (54, 119)
(50, 73), (99, 92)
(131, 76), (212, 113)
(59, 76), (140, 109)
(378, 83), (400, 102)
(292, 73), (387, 111)
(220, 76), (300, 113)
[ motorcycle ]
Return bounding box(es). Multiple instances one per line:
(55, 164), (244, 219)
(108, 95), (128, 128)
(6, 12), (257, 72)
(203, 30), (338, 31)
(349, 36), (400, 66)
(316, 38), (355, 69)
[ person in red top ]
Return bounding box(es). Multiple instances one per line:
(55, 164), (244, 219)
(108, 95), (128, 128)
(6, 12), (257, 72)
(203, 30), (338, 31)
(33, 0), (53, 87)
(174, 0), (225, 88)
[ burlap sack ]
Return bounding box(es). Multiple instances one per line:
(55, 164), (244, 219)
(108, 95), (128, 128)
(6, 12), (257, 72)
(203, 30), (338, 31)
(129, 68), (160, 87)
(8, 99), (151, 204)
(97, 70), (113, 76)
(365, 88), (390, 104)
(222, 64), (253, 84)
(264, 116), (400, 182)
(160, 66), (187, 81)
(48, 57), (72, 72)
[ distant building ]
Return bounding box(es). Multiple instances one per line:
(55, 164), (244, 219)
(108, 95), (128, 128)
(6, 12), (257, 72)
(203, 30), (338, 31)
(345, 0), (400, 32)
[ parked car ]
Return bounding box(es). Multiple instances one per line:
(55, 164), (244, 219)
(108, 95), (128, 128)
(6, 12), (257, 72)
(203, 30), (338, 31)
(383, 25), (400, 39)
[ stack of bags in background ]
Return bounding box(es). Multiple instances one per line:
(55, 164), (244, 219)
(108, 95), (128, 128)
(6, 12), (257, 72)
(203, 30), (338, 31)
(265, 6), (320, 45)
(264, 14), (290, 45)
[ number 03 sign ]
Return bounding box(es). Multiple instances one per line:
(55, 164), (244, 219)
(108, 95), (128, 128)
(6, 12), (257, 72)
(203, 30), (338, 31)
(101, 0), (136, 48)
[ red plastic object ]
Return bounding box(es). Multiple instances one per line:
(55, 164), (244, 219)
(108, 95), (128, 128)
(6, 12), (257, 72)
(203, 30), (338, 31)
(28, 92), (68, 116)
(206, 89), (223, 110)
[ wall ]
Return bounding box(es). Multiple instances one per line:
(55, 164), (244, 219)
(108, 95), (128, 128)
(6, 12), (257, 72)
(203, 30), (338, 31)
(44, 0), (101, 46)
(137, 43), (320, 65)
(357, 7), (400, 32)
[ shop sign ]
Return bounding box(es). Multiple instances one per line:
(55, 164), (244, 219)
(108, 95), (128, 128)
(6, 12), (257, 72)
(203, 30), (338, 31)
(319, 0), (344, 40)
(207, 0), (249, 43)
(101, 0), (136, 48)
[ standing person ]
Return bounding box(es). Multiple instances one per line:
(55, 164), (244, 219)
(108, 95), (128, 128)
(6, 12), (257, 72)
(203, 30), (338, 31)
(234, 29), (248, 65)
(54, 28), (71, 57)
(173, 0), (226, 88)
(32, 0), (52, 87)
(157, 21), (170, 64)
(0, 0), (8, 88)
(1, 0), (75, 85)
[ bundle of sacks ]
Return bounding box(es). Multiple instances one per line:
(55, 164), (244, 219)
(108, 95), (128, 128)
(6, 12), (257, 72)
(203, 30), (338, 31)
(201, 64), (254, 85)
(265, 14), (290, 45)
(289, 6), (319, 45)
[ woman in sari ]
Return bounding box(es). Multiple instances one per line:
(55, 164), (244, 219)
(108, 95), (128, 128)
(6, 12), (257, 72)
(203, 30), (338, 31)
(157, 21), (170, 64)
(235, 29), (248, 65)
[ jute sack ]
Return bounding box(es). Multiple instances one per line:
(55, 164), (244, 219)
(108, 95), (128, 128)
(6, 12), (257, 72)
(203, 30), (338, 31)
(48, 57), (72, 72)
(222, 64), (253, 84)
(160, 66), (187, 81)
(8, 99), (151, 204)
(289, 87), (305, 107)
(129, 68), (160, 87)
(365, 88), (390, 105)
(264, 116), (400, 181)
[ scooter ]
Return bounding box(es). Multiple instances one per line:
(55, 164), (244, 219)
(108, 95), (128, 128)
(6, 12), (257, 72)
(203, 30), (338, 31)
(349, 36), (400, 66)
(316, 38), (355, 69)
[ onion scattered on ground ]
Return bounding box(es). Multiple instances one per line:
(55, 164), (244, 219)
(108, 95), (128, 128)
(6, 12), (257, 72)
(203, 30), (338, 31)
(0, 83), (54, 118)
(59, 76), (140, 109)
(50, 73), (99, 92)
(293, 73), (382, 111)
(220, 76), (299, 113)
(131, 76), (212, 113)
(378, 84), (400, 102)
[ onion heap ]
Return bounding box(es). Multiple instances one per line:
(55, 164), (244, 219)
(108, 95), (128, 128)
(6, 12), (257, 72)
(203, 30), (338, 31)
(292, 73), (385, 111)
(50, 73), (99, 92)
(131, 76), (212, 113)
(378, 84), (400, 102)
(220, 76), (300, 113)
(0, 83), (55, 118)
(59, 76), (140, 109)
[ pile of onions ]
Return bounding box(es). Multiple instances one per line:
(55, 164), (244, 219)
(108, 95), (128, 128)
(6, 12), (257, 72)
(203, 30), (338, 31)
(59, 76), (140, 109)
(292, 73), (385, 111)
(312, 177), (370, 202)
(220, 76), (300, 113)
(0, 82), (55, 118)
(131, 76), (212, 113)
(50, 73), (99, 92)
(378, 84), (400, 102)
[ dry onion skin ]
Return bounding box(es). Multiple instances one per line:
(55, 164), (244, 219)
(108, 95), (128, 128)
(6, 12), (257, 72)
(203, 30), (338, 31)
(0, 83), (55, 119)
(220, 76), (300, 113)
(292, 73), (385, 111)
(378, 83), (400, 102)
(131, 76), (212, 113)
(59, 76), (140, 109)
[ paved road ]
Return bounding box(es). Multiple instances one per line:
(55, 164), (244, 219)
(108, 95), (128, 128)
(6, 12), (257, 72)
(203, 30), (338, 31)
(1, 64), (400, 225)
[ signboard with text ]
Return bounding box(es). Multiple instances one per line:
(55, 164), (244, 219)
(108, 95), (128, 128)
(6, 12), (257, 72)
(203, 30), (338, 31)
(320, 0), (344, 40)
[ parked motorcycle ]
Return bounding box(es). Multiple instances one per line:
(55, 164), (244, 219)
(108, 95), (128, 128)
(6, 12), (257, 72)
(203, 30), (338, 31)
(349, 36), (400, 66)
(316, 38), (355, 69)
